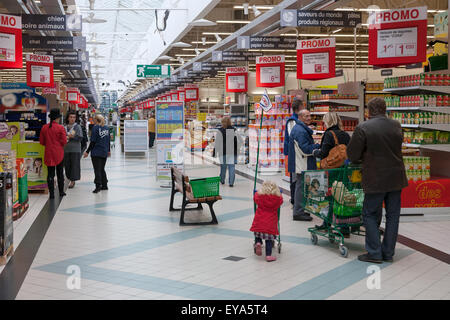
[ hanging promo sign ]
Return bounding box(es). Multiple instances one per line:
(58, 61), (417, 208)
(255, 55), (285, 88)
(226, 66), (248, 93)
(297, 38), (336, 80)
(184, 84), (199, 102)
(368, 6), (427, 67)
(0, 14), (22, 69)
(26, 54), (54, 87)
(67, 88), (80, 104)
(177, 88), (185, 102)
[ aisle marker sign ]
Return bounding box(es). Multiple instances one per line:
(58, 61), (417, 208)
(26, 54), (54, 87)
(226, 66), (248, 93)
(255, 55), (285, 88)
(368, 6), (427, 67)
(0, 14), (22, 69)
(297, 38), (336, 80)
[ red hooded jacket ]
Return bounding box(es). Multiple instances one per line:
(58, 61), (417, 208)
(39, 121), (67, 167)
(250, 192), (283, 235)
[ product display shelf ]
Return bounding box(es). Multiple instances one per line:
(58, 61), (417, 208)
(383, 86), (450, 95)
(309, 98), (360, 107)
(387, 107), (450, 114)
(401, 124), (450, 131)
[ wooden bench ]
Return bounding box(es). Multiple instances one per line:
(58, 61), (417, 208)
(169, 167), (221, 226)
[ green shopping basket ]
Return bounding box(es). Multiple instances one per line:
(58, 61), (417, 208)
(189, 176), (221, 198)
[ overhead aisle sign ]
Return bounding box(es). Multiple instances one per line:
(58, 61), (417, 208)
(297, 38), (336, 80)
(226, 66), (248, 92)
(256, 55), (285, 88)
(280, 9), (361, 27)
(0, 14), (22, 69)
(26, 54), (54, 87)
(368, 6), (428, 67)
(155, 101), (184, 183)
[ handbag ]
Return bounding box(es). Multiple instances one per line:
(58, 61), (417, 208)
(320, 131), (347, 169)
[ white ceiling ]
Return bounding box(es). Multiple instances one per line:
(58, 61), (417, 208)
(75, 0), (167, 88)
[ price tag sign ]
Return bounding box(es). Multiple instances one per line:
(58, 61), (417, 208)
(0, 14), (22, 69)
(226, 66), (248, 92)
(368, 6), (427, 67)
(256, 55), (285, 88)
(297, 38), (335, 80)
(26, 54), (54, 87)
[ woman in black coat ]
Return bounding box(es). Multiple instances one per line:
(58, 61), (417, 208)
(313, 112), (351, 235)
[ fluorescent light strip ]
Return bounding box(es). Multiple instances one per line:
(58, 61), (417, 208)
(182, 48), (207, 51)
(233, 5), (274, 9)
(202, 32), (233, 36)
(191, 41), (217, 44)
(216, 20), (251, 24)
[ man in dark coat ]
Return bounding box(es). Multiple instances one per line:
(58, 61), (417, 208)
(284, 99), (303, 205)
(347, 98), (408, 264)
(289, 109), (320, 221)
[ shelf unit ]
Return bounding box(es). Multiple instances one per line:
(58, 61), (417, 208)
(385, 79), (450, 178)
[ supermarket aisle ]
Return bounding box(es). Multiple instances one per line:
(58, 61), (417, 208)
(10, 145), (450, 300)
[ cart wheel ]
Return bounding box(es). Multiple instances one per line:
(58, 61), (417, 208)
(311, 234), (318, 245)
(339, 245), (348, 258)
(278, 242), (282, 254)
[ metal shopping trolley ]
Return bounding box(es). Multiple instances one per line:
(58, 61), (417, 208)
(302, 165), (365, 258)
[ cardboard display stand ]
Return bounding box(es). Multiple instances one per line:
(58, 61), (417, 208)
(368, 6), (428, 67)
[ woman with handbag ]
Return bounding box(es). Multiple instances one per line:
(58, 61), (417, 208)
(312, 112), (351, 235)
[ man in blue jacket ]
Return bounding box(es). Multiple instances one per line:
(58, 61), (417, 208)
(289, 110), (320, 221)
(284, 99), (302, 205)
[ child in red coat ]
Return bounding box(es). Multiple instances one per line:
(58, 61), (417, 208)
(250, 181), (283, 262)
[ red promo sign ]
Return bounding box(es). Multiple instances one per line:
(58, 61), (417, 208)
(368, 6), (427, 67)
(226, 66), (248, 93)
(149, 99), (155, 108)
(171, 90), (178, 101)
(184, 84), (199, 102)
(177, 89), (185, 102)
(256, 55), (285, 88)
(297, 38), (336, 80)
(0, 14), (22, 69)
(66, 88), (80, 104)
(401, 179), (450, 208)
(26, 54), (54, 87)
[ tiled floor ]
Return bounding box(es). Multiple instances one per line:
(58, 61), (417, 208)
(5, 144), (450, 300)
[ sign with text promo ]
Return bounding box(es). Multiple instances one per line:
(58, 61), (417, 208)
(26, 54), (54, 87)
(256, 55), (285, 88)
(0, 14), (22, 69)
(226, 66), (248, 93)
(297, 38), (336, 80)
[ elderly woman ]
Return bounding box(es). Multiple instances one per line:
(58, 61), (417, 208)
(213, 117), (237, 187)
(64, 111), (83, 188)
(312, 112), (351, 235)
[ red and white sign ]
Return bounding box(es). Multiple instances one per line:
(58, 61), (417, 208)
(170, 90), (178, 101)
(0, 14), (22, 69)
(67, 88), (80, 104)
(184, 84), (199, 101)
(226, 66), (248, 92)
(177, 88), (185, 102)
(149, 99), (155, 108)
(26, 54), (54, 87)
(368, 6), (427, 67)
(297, 38), (335, 80)
(256, 55), (285, 88)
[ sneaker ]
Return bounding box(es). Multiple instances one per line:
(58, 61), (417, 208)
(358, 253), (382, 264)
(293, 214), (313, 221)
(254, 243), (262, 256)
(266, 256), (277, 262)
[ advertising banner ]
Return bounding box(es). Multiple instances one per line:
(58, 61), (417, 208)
(17, 142), (48, 190)
(256, 55), (285, 88)
(401, 179), (450, 208)
(184, 84), (199, 102)
(66, 88), (80, 104)
(280, 9), (361, 27)
(26, 54), (54, 87)
(156, 101), (184, 182)
(297, 38), (336, 80)
(0, 14), (22, 69)
(124, 120), (148, 152)
(226, 66), (248, 92)
(368, 6), (427, 67)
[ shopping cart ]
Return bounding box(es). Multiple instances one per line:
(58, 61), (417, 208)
(253, 190), (282, 254)
(302, 165), (365, 258)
